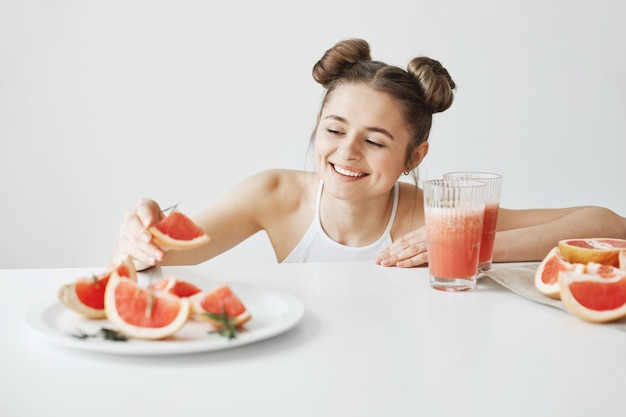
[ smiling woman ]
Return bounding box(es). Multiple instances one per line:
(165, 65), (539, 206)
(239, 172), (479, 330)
(112, 38), (626, 271)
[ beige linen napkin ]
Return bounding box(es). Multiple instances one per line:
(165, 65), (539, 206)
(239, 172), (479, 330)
(483, 265), (626, 331)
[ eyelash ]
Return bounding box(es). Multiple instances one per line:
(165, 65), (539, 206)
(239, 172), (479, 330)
(366, 139), (384, 148)
(326, 129), (385, 148)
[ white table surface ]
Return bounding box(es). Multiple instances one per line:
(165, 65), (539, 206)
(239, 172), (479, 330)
(2, 262), (626, 417)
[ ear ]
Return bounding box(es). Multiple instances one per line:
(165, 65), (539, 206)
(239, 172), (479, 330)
(408, 141), (429, 171)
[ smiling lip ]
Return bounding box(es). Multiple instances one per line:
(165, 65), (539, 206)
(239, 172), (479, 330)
(331, 163), (367, 178)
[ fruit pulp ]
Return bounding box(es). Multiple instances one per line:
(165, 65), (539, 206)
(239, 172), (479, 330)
(426, 206), (484, 291)
(477, 203), (500, 272)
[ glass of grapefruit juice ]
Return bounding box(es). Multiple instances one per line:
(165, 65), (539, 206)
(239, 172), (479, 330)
(424, 179), (487, 292)
(444, 172), (502, 274)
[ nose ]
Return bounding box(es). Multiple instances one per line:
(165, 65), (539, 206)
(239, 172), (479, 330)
(337, 135), (361, 160)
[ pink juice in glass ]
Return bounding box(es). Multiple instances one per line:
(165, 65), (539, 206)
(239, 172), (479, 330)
(479, 203), (500, 264)
(426, 207), (484, 280)
(443, 172), (503, 274)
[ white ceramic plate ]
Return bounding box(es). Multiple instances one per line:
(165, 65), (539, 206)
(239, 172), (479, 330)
(26, 284), (305, 356)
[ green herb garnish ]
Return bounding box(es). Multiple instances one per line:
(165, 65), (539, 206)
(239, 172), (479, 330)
(161, 203), (179, 215)
(72, 327), (128, 342)
(91, 273), (100, 289)
(204, 305), (238, 340)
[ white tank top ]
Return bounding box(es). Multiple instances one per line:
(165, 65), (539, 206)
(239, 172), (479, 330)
(282, 181), (399, 263)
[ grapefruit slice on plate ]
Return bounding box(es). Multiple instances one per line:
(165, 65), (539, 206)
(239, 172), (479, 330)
(534, 247), (584, 299)
(558, 238), (626, 267)
(190, 284), (251, 328)
(149, 210), (210, 250)
(559, 269), (626, 323)
(620, 251), (625, 270)
(105, 271), (190, 340)
(149, 276), (202, 298)
(58, 257), (137, 319)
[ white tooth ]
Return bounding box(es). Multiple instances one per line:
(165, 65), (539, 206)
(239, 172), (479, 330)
(334, 165), (364, 177)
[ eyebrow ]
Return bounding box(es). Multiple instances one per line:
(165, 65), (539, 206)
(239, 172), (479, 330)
(323, 115), (395, 141)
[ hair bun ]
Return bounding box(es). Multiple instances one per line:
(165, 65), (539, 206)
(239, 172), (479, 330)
(312, 39), (372, 88)
(407, 57), (456, 113)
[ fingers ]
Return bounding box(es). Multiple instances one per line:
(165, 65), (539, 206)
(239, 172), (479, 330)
(135, 198), (162, 229)
(112, 199), (166, 269)
(376, 243), (428, 267)
(376, 228), (429, 268)
(394, 250), (428, 268)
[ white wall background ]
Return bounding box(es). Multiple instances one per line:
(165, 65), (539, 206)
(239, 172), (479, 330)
(1, 0), (625, 269)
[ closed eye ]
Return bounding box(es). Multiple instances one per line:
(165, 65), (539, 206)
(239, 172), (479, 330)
(366, 139), (385, 148)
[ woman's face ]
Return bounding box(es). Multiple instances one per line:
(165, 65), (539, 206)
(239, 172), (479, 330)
(314, 84), (415, 201)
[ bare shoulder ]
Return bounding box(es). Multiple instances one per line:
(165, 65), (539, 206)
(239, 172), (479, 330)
(242, 169), (316, 203)
(242, 169), (318, 258)
(397, 181), (423, 209)
(393, 181), (425, 236)
(235, 169), (318, 219)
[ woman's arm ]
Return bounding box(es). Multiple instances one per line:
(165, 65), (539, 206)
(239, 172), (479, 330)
(162, 169), (303, 266)
(493, 206), (626, 262)
(113, 169), (299, 269)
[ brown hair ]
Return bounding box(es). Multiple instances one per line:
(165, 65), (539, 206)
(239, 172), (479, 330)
(312, 38), (456, 173)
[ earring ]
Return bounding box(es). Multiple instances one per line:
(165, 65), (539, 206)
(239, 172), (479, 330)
(403, 170), (410, 175)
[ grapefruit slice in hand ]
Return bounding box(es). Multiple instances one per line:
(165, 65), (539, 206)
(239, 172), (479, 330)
(534, 247), (585, 299)
(559, 268), (626, 323)
(58, 257), (137, 319)
(105, 271), (190, 340)
(148, 210), (210, 250)
(190, 285), (251, 329)
(558, 238), (626, 267)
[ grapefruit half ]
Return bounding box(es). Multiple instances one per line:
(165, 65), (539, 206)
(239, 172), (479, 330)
(104, 271), (190, 340)
(558, 238), (626, 267)
(620, 251), (625, 270)
(559, 269), (626, 323)
(148, 210), (210, 250)
(534, 247), (584, 299)
(189, 285), (251, 328)
(58, 257), (137, 319)
(149, 276), (202, 298)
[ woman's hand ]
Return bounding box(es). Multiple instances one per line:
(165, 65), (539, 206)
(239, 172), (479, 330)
(112, 198), (166, 270)
(376, 226), (429, 268)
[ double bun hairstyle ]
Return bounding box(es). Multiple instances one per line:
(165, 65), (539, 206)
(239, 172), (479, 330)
(311, 38), (456, 172)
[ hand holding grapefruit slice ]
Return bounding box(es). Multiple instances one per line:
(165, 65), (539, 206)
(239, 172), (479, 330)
(148, 210), (210, 250)
(58, 257), (137, 319)
(559, 268), (626, 323)
(104, 270), (191, 340)
(558, 238), (626, 267)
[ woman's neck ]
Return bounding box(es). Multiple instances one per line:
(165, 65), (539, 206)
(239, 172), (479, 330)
(319, 186), (394, 247)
